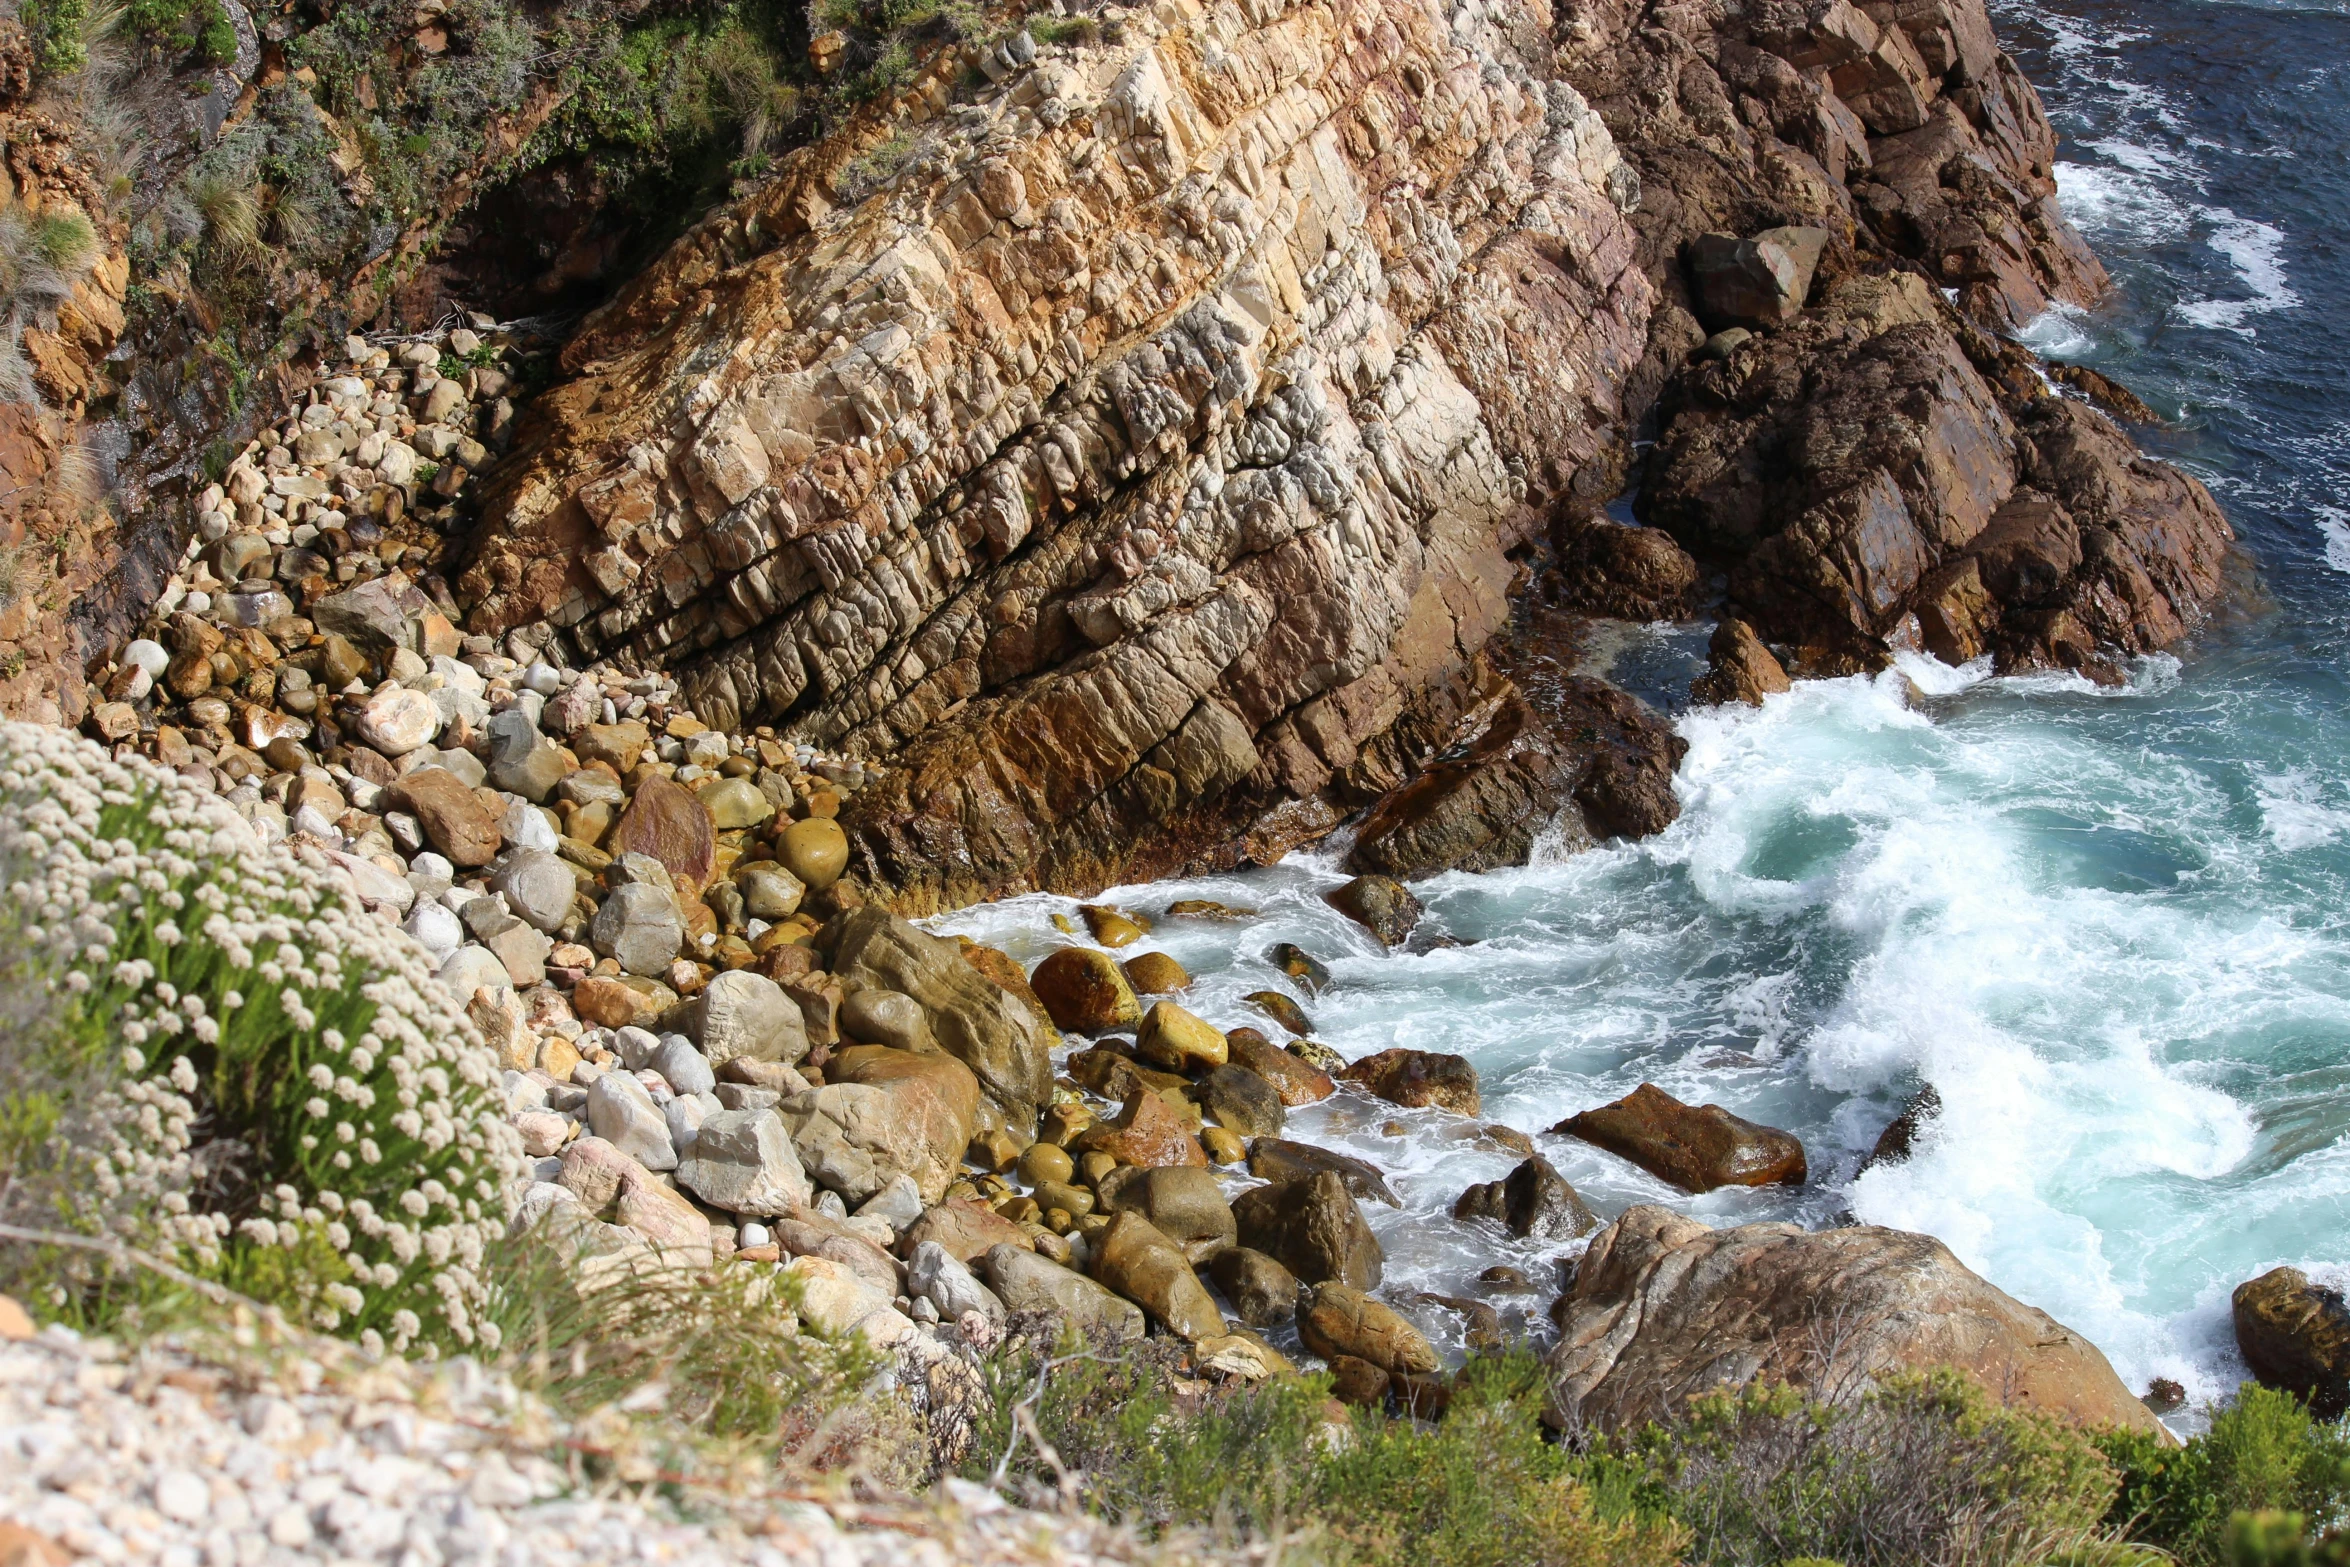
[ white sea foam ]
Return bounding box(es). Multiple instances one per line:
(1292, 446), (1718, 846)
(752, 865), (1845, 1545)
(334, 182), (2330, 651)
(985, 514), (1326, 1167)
(932, 662), (2350, 1397)
(2178, 209), (2299, 333)
(2253, 769), (2350, 850)
(2316, 506), (2350, 574)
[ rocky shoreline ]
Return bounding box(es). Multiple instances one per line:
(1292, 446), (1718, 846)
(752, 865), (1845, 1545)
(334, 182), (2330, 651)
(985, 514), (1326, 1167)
(6, 0), (2343, 1520)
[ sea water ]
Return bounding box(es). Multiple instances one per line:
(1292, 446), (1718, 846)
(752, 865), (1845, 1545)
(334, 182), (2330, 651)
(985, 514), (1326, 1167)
(938, 0), (2350, 1410)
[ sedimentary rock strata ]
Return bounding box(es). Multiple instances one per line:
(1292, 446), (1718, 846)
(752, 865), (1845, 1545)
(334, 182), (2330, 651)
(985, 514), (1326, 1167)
(460, 0), (1654, 908)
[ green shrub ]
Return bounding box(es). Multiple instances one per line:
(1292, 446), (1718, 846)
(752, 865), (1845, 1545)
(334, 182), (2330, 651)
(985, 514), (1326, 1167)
(127, 0), (238, 65)
(2100, 1385), (2350, 1565)
(20, 0), (91, 74)
(969, 1338), (1683, 1564)
(1621, 1368), (2119, 1567)
(0, 722), (523, 1354)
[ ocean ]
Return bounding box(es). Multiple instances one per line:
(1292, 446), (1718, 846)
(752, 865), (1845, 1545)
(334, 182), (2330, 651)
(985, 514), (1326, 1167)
(937, 0), (2350, 1417)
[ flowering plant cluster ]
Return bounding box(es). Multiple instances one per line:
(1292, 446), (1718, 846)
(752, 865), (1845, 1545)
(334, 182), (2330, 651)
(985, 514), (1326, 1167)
(0, 722), (523, 1353)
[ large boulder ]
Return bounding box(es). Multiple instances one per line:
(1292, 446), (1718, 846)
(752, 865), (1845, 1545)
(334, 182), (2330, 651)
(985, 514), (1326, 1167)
(1545, 1206), (2161, 1435)
(1089, 1211), (1225, 1341)
(1227, 1030), (1334, 1106)
(828, 908), (1052, 1122)
(900, 1199), (1033, 1265)
(1451, 1154), (1597, 1241)
(1028, 946), (1143, 1033)
(985, 1244), (1146, 1342)
(1299, 1284), (1437, 1376)
(675, 1108), (811, 1217)
(1209, 1246), (1303, 1327)
(1134, 1001), (1228, 1073)
(1231, 1171), (1382, 1289)
(1197, 1064), (1285, 1138)
(1099, 1166), (1236, 1261)
(1554, 1083), (1806, 1191)
(2233, 1268), (2350, 1417)
(1325, 875), (1423, 947)
(1077, 1088), (1207, 1169)
(1343, 1049), (1481, 1117)
(1246, 1138), (1398, 1205)
(779, 1044), (980, 1203)
(609, 775), (717, 892)
(691, 969), (810, 1066)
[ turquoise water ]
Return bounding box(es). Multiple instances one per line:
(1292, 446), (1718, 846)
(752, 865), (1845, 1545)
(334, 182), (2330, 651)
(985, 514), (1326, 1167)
(942, 0), (2350, 1406)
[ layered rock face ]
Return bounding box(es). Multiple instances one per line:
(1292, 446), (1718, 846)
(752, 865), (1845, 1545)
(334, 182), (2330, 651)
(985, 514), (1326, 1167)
(1554, 0), (2231, 676)
(459, 0), (1655, 909)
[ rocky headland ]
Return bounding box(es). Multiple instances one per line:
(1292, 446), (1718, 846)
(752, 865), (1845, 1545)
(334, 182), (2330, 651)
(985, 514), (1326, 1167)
(2, 0), (2337, 1555)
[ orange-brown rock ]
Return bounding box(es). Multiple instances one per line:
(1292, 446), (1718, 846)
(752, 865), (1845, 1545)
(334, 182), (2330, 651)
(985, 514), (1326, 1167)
(1342, 1048), (1480, 1117)
(1546, 1206), (2162, 1436)
(390, 767), (502, 867)
(899, 1198), (1033, 1265)
(1079, 1088), (1208, 1170)
(1227, 1029), (1334, 1107)
(609, 775), (717, 892)
(1029, 947), (1141, 1034)
(1554, 1083), (1806, 1192)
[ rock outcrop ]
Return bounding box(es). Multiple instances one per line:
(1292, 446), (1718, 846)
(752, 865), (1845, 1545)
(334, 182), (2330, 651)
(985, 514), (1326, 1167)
(1546, 1206), (2160, 1435)
(457, 0), (1654, 909)
(2233, 1267), (2350, 1418)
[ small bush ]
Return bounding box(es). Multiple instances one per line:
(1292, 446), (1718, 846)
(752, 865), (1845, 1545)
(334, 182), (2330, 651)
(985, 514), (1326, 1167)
(1616, 1368), (2120, 1567)
(0, 722), (523, 1353)
(833, 127), (920, 200)
(2100, 1385), (2350, 1565)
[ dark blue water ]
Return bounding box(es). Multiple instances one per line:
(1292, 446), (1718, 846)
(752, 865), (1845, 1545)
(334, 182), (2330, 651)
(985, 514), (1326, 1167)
(942, 2), (2350, 1404)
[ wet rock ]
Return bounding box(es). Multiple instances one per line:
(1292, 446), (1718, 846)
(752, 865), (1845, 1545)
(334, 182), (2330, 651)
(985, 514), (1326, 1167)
(1418, 1293), (1505, 1352)
(1246, 1138), (1398, 1205)
(1098, 1165), (1236, 1261)
(1210, 1246), (1303, 1327)
(1029, 946), (1143, 1033)
(984, 1244), (1146, 1342)
(1327, 1353), (1393, 1407)
(1342, 1049), (1481, 1117)
(592, 882), (685, 978)
(1079, 1088), (1208, 1170)
(1691, 618), (1793, 707)
(1197, 1063), (1285, 1138)
(1079, 904), (1145, 947)
(829, 907), (1053, 1122)
(1121, 950), (1190, 994)
(1555, 1083), (1806, 1192)
(2233, 1268), (2350, 1417)
(1134, 1001), (1228, 1073)
(1451, 1155), (1598, 1241)
(1300, 1283), (1436, 1375)
(1268, 943), (1332, 996)
(1549, 518), (1703, 621)
(675, 1108), (812, 1217)
(1288, 1039), (1348, 1076)
(692, 969), (809, 1066)
(1089, 1211), (1225, 1341)
(1326, 875), (1423, 947)
(1858, 1083), (1943, 1174)
(1245, 991), (1312, 1037)
(1546, 1206), (2162, 1434)
(1166, 900), (1258, 921)
(1226, 1029), (1334, 1106)
(1232, 1171), (1383, 1289)
(610, 776), (716, 893)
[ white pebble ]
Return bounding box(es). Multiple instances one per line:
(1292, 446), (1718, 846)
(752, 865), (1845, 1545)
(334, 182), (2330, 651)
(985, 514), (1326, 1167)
(152, 1469), (209, 1522)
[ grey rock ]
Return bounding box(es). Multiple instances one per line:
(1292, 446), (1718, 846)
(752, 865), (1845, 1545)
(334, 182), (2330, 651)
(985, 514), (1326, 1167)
(664, 1095), (705, 1159)
(591, 882), (684, 978)
(481, 919), (550, 989)
(313, 577), (429, 652)
(675, 1108), (811, 1217)
(853, 1173), (925, 1235)
(587, 1071), (677, 1171)
(491, 848), (577, 933)
(735, 860), (804, 919)
(436, 943), (511, 999)
(908, 1240), (1007, 1328)
(691, 969), (808, 1066)
(714, 1083), (782, 1112)
(983, 1244), (1146, 1342)
(486, 709), (568, 802)
(650, 1035), (717, 1096)
(613, 1025), (662, 1070)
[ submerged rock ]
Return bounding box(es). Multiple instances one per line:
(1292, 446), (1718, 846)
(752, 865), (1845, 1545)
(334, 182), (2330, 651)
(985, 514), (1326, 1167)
(1343, 1049), (1481, 1117)
(1326, 875), (1423, 948)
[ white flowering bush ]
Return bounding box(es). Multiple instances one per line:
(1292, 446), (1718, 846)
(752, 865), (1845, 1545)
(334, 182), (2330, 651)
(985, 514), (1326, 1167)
(0, 722), (523, 1353)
